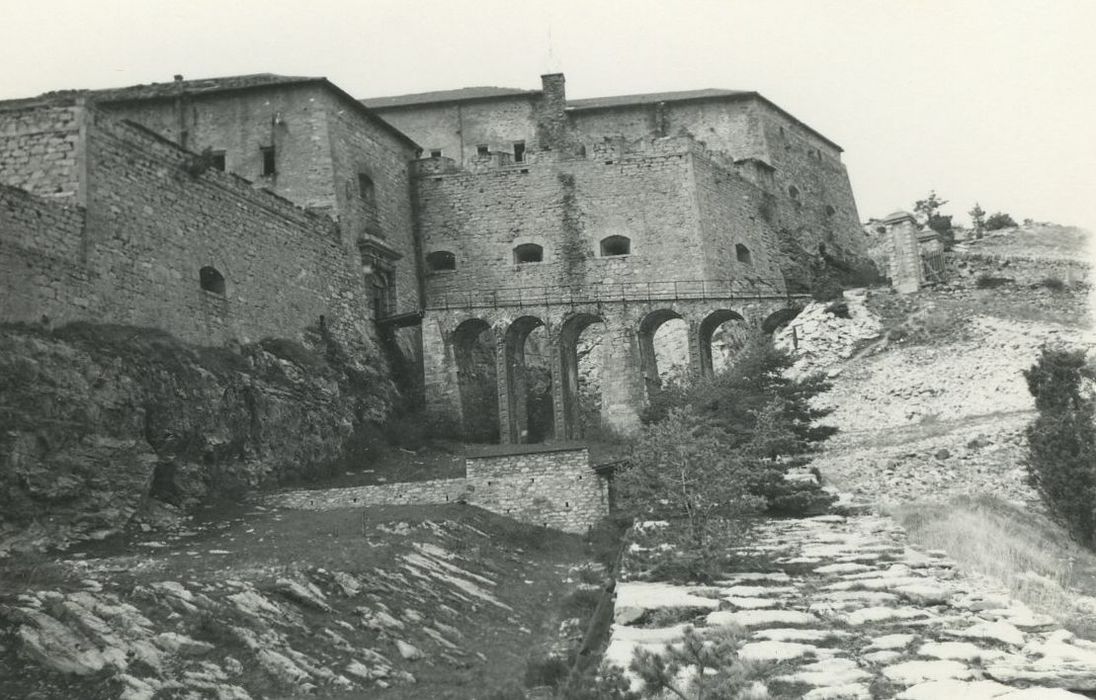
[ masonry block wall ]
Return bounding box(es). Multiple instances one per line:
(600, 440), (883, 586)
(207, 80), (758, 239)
(466, 445), (607, 533)
(369, 96), (540, 167)
(0, 101), (379, 353)
(415, 137), (785, 306)
(273, 444), (609, 534)
(99, 83), (422, 316)
(0, 99), (84, 201)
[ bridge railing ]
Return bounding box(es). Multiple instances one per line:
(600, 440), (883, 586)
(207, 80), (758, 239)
(425, 277), (806, 311)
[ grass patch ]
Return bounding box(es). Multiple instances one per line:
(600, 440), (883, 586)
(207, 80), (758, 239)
(888, 494), (1096, 637)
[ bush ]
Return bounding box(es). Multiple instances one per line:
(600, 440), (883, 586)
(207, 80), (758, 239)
(811, 275), (845, 302)
(1024, 347), (1096, 546)
(616, 407), (763, 550)
(985, 212), (1018, 231)
(976, 274), (1013, 289)
(1040, 277), (1067, 292)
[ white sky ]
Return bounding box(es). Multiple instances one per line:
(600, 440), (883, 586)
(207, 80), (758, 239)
(2, 0), (1094, 233)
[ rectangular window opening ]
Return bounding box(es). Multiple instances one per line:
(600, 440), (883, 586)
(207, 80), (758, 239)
(476, 144), (489, 157)
(430, 149), (442, 159)
(211, 151), (226, 172)
(260, 146), (276, 176)
(513, 141), (525, 163)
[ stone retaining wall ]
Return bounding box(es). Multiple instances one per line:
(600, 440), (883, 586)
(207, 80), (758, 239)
(272, 445), (609, 534)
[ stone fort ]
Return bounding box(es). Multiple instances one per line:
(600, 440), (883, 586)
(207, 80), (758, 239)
(0, 72), (867, 443)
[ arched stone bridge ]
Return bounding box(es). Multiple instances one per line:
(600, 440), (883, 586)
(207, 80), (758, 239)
(421, 295), (804, 444)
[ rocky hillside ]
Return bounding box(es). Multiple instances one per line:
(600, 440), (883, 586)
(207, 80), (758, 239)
(776, 223), (1093, 507)
(0, 322), (396, 556)
(0, 502), (605, 699)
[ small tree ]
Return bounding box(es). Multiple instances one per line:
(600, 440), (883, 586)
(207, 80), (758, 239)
(986, 212), (1018, 231)
(1024, 347), (1096, 545)
(615, 407), (762, 551)
(628, 626), (768, 700)
(969, 202), (986, 240)
(914, 190), (955, 249)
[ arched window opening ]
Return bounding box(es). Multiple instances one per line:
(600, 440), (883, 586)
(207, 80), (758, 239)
(825, 204), (836, 216)
(199, 266), (225, 295)
(514, 243), (543, 264)
(426, 250), (456, 272)
(358, 173), (376, 207)
(788, 185), (800, 200)
(600, 235), (631, 257)
(735, 243), (752, 265)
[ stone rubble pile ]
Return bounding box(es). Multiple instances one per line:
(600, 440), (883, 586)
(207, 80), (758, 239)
(605, 514), (1096, 698)
(774, 290), (884, 379)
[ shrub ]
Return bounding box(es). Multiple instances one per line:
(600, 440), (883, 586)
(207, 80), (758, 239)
(985, 212), (1018, 231)
(616, 407), (763, 550)
(638, 338), (838, 519)
(976, 274), (1013, 289)
(1024, 347), (1096, 546)
(1040, 277), (1066, 292)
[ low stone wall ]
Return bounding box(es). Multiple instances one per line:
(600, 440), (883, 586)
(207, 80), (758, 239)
(271, 443), (609, 534)
(465, 443), (608, 533)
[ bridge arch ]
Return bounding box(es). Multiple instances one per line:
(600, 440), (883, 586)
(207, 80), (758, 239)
(557, 312), (606, 439)
(698, 308), (751, 377)
(638, 308), (688, 402)
(451, 318), (499, 442)
(503, 315), (553, 443)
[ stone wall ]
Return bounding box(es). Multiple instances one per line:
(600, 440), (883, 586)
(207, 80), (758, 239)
(0, 98), (84, 201)
(99, 83), (423, 316)
(370, 96), (539, 168)
(0, 102), (379, 353)
(951, 251), (1092, 288)
(273, 444), (608, 534)
(415, 137), (786, 306)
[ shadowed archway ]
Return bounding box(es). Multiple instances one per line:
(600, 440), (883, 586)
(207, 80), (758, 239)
(503, 315), (553, 443)
(452, 318), (499, 442)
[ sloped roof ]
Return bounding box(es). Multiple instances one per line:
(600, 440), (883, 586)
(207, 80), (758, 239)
(42, 73), (421, 151)
(362, 86), (539, 109)
(59, 73), (315, 102)
(566, 88), (751, 111)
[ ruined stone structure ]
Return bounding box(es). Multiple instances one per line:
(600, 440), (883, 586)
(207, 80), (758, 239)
(1, 71), (867, 443)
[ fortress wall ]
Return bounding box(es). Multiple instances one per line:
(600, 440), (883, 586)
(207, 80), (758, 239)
(321, 91), (422, 313)
(691, 153), (786, 291)
(0, 100), (84, 201)
(80, 113), (377, 350)
(0, 185), (92, 324)
(100, 84), (338, 211)
(756, 103), (868, 261)
(0, 104), (379, 353)
(415, 147), (708, 305)
(373, 97), (538, 168)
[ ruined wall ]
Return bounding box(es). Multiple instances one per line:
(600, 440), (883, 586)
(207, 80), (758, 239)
(371, 96), (538, 168)
(0, 103), (378, 352)
(274, 445), (608, 534)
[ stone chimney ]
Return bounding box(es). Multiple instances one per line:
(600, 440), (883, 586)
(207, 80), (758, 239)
(880, 211), (923, 294)
(536, 73), (569, 150)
